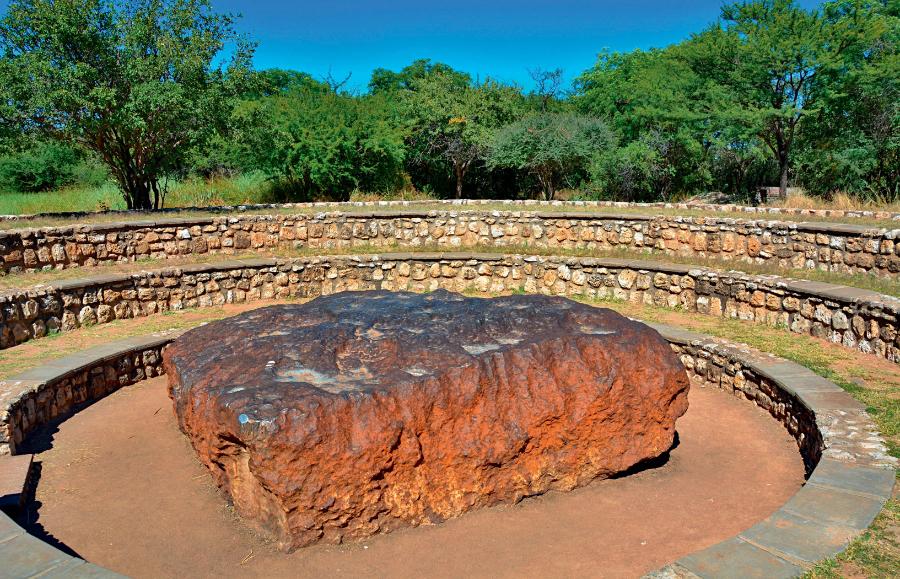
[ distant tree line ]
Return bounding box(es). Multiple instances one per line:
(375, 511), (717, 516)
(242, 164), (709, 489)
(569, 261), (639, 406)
(0, 0), (896, 209)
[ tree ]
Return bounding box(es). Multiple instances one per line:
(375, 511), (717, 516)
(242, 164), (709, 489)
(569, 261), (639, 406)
(0, 0), (254, 209)
(240, 88), (406, 201)
(528, 67), (565, 112)
(255, 69), (327, 97)
(794, 0), (898, 199)
(403, 75), (523, 198)
(575, 48), (715, 199)
(705, 0), (866, 196)
(368, 59), (471, 94)
(489, 113), (612, 200)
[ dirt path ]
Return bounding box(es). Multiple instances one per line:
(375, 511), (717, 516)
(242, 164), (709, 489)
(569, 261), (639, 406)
(23, 377), (803, 579)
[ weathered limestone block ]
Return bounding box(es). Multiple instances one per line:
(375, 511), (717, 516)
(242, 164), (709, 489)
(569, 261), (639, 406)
(164, 290), (690, 551)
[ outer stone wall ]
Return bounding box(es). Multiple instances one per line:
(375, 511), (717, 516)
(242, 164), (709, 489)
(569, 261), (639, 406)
(2, 254), (899, 362)
(1, 211), (897, 277)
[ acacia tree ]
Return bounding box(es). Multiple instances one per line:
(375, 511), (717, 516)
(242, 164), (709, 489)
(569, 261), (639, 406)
(706, 0), (869, 196)
(489, 113), (612, 200)
(239, 87), (406, 201)
(794, 0), (898, 199)
(575, 48), (715, 200)
(528, 67), (565, 112)
(0, 0), (254, 209)
(403, 74), (522, 198)
(369, 58), (470, 95)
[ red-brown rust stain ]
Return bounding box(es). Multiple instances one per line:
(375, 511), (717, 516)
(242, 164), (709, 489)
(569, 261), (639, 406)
(163, 290), (691, 550)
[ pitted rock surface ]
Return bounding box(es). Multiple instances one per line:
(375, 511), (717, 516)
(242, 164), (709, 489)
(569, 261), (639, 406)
(163, 290), (690, 550)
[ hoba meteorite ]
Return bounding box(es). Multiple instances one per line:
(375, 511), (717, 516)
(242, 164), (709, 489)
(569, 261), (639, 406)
(163, 290), (690, 551)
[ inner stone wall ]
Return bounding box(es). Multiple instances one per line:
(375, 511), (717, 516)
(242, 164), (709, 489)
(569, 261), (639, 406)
(0, 322), (893, 578)
(1, 212), (897, 277)
(2, 254), (898, 362)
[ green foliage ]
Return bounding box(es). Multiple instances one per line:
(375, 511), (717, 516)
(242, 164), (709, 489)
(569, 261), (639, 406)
(402, 73), (524, 198)
(575, 49), (714, 200)
(239, 88), (406, 201)
(0, 141), (85, 192)
(575, 0), (899, 202)
(489, 113), (613, 199)
(794, 0), (899, 199)
(369, 59), (471, 94)
(1, 0), (897, 209)
(697, 0), (872, 195)
(0, 0), (254, 209)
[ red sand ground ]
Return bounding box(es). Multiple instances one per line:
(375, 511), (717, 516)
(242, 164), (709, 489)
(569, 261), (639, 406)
(22, 377), (804, 578)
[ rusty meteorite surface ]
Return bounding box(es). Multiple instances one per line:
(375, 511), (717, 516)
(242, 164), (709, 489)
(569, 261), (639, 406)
(163, 290), (690, 551)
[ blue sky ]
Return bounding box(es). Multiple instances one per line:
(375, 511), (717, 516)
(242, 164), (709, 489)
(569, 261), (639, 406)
(0, 0), (823, 91)
(214, 0), (823, 91)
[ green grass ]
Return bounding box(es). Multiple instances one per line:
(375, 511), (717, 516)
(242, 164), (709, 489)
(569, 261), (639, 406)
(806, 500), (900, 578)
(2, 174), (900, 228)
(0, 172), (275, 215)
(0, 181), (125, 214)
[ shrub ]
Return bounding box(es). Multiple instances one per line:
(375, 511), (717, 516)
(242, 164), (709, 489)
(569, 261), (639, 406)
(0, 142), (81, 192)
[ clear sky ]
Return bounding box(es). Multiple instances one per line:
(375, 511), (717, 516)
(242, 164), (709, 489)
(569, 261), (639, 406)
(214, 0), (822, 91)
(0, 0), (823, 91)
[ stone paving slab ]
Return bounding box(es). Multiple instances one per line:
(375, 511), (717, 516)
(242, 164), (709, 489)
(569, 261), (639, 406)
(52, 562), (128, 578)
(739, 509), (857, 565)
(636, 261), (697, 275)
(798, 390), (868, 412)
(806, 458), (897, 498)
(644, 323), (707, 346)
(0, 508), (23, 542)
(782, 483), (886, 530)
(9, 335), (175, 382)
(0, 453), (32, 509)
(0, 531), (84, 577)
(796, 221), (883, 235)
(674, 538), (804, 578)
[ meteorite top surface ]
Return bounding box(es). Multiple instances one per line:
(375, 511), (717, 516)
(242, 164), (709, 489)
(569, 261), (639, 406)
(166, 290), (671, 426)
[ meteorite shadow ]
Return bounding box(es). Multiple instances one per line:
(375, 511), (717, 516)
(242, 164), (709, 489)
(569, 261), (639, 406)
(610, 431), (680, 479)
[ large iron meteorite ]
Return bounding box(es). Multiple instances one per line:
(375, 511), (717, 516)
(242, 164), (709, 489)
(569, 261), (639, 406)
(163, 290), (690, 550)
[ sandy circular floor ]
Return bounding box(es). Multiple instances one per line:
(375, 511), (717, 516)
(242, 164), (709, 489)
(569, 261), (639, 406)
(18, 377), (804, 578)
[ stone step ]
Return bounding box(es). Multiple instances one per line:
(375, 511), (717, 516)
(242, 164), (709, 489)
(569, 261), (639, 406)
(0, 454), (33, 510)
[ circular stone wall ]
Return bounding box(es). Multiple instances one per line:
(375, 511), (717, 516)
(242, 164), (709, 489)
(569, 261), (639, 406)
(25, 374), (801, 578)
(0, 199), (896, 578)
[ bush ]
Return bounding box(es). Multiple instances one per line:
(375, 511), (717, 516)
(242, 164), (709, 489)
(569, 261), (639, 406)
(240, 89), (407, 201)
(0, 142), (84, 192)
(488, 113), (613, 200)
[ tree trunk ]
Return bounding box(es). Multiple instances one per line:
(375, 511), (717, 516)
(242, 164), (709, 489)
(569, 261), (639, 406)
(127, 178), (154, 210)
(536, 167), (555, 201)
(111, 159), (156, 210)
(778, 152), (789, 198)
(454, 164), (464, 199)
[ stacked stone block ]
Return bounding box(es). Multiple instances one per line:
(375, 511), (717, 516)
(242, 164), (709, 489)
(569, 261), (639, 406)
(1, 212), (897, 276)
(2, 254), (898, 362)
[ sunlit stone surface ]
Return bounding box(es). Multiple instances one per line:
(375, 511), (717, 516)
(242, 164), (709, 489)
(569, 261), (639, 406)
(163, 290), (690, 551)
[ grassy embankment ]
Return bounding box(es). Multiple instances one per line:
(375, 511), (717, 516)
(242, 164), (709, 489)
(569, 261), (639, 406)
(1, 174), (899, 227)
